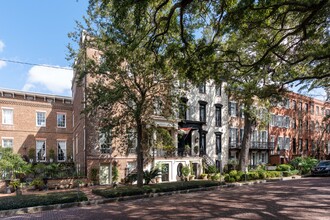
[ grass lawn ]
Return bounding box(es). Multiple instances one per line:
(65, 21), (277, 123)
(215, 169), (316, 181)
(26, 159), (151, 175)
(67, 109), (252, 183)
(93, 180), (222, 198)
(0, 191), (87, 211)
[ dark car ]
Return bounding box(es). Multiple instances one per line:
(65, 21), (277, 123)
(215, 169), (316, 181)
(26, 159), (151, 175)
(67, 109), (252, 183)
(311, 160), (330, 176)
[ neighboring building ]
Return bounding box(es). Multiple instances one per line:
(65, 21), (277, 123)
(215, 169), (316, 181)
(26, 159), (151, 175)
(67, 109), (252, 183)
(0, 88), (73, 163)
(71, 33), (230, 183)
(227, 100), (273, 167)
(269, 92), (330, 165)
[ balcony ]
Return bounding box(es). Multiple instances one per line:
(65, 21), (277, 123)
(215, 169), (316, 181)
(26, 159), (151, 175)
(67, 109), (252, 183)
(229, 141), (275, 150)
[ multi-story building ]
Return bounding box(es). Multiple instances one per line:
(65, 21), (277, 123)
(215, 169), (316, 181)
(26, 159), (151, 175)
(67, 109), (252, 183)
(0, 88), (73, 163)
(71, 33), (230, 183)
(269, 92), (330, 164)
(227, 100), (273, 167)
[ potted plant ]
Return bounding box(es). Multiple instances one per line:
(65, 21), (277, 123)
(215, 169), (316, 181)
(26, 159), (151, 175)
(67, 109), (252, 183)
(181, 165), (190, 181)
(200, 173), (208, 180)
(28, 148), (35, 163)
(49, 149), (55, 163)
(184, 145), (191, 156)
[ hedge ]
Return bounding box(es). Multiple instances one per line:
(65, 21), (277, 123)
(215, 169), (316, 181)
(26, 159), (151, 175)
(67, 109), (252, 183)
(0, 191), (87, 211)
(92, 181), (222, 198)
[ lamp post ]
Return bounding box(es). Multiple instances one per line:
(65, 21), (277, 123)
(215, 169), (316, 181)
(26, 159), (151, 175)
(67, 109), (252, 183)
(218, 153), (223, 183)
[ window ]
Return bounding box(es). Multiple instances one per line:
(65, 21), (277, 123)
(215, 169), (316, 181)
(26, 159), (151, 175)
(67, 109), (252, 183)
(239, 128), (244, 143)
(285, 137), (290, 150)
(284, 117), (290, 128)
(229, 102), (237, 117)
(2, 108), (13, 125)
(284, 98), (290, 109)
(99, 130), (111, 154)
(200, 132), (206, 155)
(215, 84), (221, 96)
(179, 98), (188, 120)
(36, 111), (46, 127)
(127, 130), (137, 153)
(306, 121), (309, 131)
(304, 103), (308, 113)
(198, 82), (206, 93)
(36, 140), (46, 162)
(292, 118), (296, 129)
(310, 121), (314, 132)
(199, 101), (207, 122)
(153, 97), (163, 115)
(316, 106), (319, 115)
(298, 139), (303, 152)
(2, 138), (13, 148)
(57, 141), (67, 161)
(299, 119), (303, 130)
(292, 100), (296, 110)
(239, 105), (245, 118)
(57, 113), (66, 128)
(270, 114), (276, 126)
(311, 103), (314, 114)
(305, 139), (309, 151)
(215, 132), (222, 155)
(278, 137), (284, 150)
(293, 138), (297, 154)
(298, 102), (302, 111)
(215, 104), (222, 127)
(326, 109), (330, 116)
(229, 128), (238, 147)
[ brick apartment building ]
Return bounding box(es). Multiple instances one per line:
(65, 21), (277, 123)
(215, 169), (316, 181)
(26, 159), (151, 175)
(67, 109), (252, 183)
(269, 92), (330, 164)
(0, 89), (73, 163)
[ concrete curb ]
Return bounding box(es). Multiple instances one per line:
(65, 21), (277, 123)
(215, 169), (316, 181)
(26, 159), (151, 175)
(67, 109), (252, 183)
(0, 176), (301, 218)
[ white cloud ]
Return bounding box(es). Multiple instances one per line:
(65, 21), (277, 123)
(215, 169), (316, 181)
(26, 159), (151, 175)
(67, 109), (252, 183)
(0, 40), (4, 52)
(22, 65), (73, 96)
(0, 60), (6, 69)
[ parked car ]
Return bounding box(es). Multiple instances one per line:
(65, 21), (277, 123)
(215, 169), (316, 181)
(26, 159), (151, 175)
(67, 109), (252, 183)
(311, 160), (330, 176)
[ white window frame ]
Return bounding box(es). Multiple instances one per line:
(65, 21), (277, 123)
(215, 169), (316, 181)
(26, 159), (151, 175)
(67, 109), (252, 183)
(57, 112), (66, 128)
(229, 102), (237, 117)
(2, 137), (13, 148)
(2, 107), (13, 125)
(36, 139), (46, 162)
(57, 140), (67, 162)
(36, 111), (46, 127)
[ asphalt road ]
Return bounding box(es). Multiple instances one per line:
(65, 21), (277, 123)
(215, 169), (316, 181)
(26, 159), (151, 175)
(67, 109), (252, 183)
(3, 177), (330, 220)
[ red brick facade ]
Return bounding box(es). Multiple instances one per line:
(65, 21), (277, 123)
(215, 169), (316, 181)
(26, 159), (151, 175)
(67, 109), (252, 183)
(0, 89), (72, 163)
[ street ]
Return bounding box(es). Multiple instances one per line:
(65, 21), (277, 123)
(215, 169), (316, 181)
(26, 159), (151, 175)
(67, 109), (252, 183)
(3, 177), (330, 220)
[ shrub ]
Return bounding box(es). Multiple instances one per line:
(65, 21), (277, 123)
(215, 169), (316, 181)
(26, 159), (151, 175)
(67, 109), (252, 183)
(30, 178), (45, 190)
(211, 173), (221, 181)
(228, 177), (235, 183)
(229, 170), (238, 177)
(224, 174), (230, 182)
(258, 170), (267, 179)
(290, 157), (318, 175)
(143, 168), (161, 185)
(206, 165), (217, 174)
(276, 164), (292, 171)
(234, 175), (241, 181)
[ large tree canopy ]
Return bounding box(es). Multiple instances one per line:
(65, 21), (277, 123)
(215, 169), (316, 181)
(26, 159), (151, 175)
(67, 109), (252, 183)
(70, 0), (329, 172)
(100, 0), (329, 90)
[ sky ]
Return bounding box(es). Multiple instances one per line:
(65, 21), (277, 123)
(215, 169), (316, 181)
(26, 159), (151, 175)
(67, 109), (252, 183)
(0, 0), (88, 97)
(0, 1), (327, 100)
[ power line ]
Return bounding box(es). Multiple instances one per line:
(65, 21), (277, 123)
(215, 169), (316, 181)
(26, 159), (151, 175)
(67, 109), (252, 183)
(0, 58), (72, 70)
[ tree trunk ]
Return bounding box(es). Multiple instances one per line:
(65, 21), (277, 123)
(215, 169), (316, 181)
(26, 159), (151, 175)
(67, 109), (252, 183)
(136, 119), (144, 187)
(238, 111), (255, 171)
